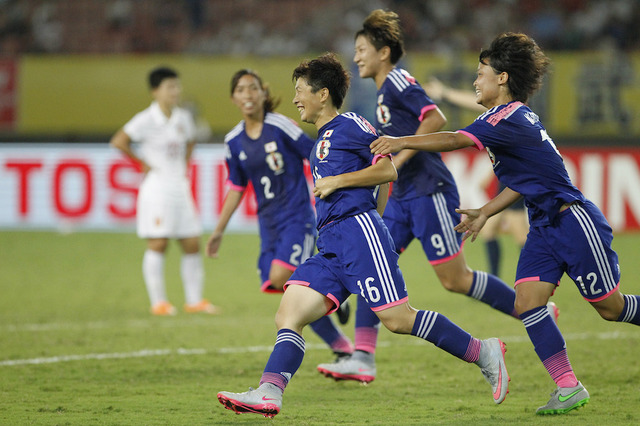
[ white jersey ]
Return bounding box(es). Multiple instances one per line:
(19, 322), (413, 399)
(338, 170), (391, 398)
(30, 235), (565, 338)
(123, 101), (200, 238)
(124, 101), (196, 183)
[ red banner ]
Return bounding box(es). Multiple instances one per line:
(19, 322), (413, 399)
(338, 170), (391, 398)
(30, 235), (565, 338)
(0, 59), (17, 130)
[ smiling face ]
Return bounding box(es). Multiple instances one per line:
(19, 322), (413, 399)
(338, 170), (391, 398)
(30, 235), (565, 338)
(474, 61), (509, 109)
(231, 74), (266, 119)
(292, 77), (324, 126)
(353, 34), (385, 81)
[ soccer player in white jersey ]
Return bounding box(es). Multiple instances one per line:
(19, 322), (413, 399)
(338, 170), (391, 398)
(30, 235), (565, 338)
(371, 32), (640, 415)
(207, 69), (354, 359)
(216, 53), (509, 418)
(110, 66), (218, 316)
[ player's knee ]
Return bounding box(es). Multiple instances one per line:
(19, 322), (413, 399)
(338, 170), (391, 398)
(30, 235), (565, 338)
(439, 276), (468, 294)
(379, 315), (411, 334)
(595, 306), (620, 322)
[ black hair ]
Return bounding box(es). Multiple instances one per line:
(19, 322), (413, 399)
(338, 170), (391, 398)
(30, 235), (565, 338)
(292, 52), (349, 109)
(355, 9), (404, 65)
(479, 33), (551, 103)
(148, 66), (178, 89)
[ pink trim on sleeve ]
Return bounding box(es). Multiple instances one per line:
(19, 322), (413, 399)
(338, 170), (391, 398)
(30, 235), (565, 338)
(418, 104), (437, 122)
(226, 179), (246, 192)
(371, 296), (409, 312)
(456, 130), (483, 150)
(272, 259), (297, 272)
(372, 154), (392, 165)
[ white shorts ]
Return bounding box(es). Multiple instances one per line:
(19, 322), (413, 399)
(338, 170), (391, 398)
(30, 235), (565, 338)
(136, 172), (202, 239)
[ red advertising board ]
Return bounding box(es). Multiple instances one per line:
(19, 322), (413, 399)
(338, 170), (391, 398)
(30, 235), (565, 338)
(1, 144), (639, 232)
(0, 60), (17, 130)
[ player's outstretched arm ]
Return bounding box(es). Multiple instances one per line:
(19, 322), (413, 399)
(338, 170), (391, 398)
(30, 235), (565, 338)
(370, 131), (474, 156)
(454, 186), (523, 242)
(313, 156), (397, 199)
(206, 189), (244, 258)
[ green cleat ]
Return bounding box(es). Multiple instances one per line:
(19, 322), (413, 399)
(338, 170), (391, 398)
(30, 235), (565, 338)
(536, 381), (589, 415)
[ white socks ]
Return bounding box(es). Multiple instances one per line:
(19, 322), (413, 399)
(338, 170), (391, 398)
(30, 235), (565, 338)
(181, 253), (204, 305)
(142, 249), (166, 306)
(143, 250), (204, 307)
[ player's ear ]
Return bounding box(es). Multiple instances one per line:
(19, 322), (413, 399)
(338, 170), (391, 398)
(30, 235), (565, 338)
(319, 87), (330, 104)
(379, 45), (391, 62)
(498, 71), (509, 85)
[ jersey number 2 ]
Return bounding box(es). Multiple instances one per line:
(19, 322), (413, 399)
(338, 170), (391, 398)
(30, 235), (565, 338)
(260, 176), (275, 199)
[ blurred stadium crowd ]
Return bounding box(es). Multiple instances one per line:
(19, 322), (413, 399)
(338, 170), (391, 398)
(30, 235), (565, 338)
(1, 0), (639, 56)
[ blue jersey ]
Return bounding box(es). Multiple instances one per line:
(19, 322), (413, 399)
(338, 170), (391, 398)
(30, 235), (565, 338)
(224, 112), (316, 227)
(311, 113), (382, 229)
(458, 101), (585, 226)
(375, 68), (457, 198)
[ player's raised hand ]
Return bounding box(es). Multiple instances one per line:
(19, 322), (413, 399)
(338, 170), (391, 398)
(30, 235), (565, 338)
(313, 176), (340, 199)
(454, 208), (488, 242)
(206, 230), (224, 258)
(370, 136), (405, 155)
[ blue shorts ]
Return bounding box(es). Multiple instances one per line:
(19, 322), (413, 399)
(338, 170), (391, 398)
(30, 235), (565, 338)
(515, 200), (620, 301)
(286, 210), (408, 313)
(258, 216), (317, 293)
(384, 191), (463, 265)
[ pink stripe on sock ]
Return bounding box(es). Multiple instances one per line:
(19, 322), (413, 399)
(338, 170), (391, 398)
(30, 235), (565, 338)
(331, 335), (354, 354)
(543, 349), (577, 386)
(463, 337), (482, 363)
(260, 372), (288, 392)
(556, 371), (579, 388)
(354, 326), (379, 353)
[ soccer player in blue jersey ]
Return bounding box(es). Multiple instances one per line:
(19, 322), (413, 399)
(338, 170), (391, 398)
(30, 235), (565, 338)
(371, 32), (640, 415)
(206, 69), (354, 359)
(216, 53), (509, 418)
(317, 9), (528, 384)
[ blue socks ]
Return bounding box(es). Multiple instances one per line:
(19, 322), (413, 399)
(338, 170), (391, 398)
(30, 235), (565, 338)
(411, 310), (480, 362)
(260, 329), (305, 392)
(617, 294), (640, 325)
(467, 270), (518, 318)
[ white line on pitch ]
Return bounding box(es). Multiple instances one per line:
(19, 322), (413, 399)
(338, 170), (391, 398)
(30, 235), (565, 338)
(1, 331), (637, 367)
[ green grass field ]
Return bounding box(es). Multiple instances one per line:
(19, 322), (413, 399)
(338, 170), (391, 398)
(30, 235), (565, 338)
(1, 230), (639, 425)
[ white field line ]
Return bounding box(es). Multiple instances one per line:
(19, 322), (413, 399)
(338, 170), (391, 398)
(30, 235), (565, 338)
(1, 330), (637, 367)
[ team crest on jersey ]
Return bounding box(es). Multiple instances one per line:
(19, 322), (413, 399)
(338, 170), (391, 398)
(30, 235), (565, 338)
(266, 152), (285, 175)
(486, 147), (500, 168)
(376, 104), (391, 124)
(316, 139), (331, 160)
(239, 150), (247, 161)
(264, 141), (278, 153)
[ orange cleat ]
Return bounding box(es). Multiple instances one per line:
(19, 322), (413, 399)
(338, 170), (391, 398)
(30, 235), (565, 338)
(151, 301), (177, 316)
(184, 299), (221, 315)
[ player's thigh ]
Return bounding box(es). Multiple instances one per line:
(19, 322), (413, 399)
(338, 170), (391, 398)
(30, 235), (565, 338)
(411, 192), (463, 263)
(553, 202), (620, 302)
(382, 197), (413, 252)
(274, 221), (317, 269)
(338, 212), (408, 311)
(285, 253), (351, 315)
(515, 227), (564, 292)
(178, 236), (200, 254)
(276, 284), (333, 332)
